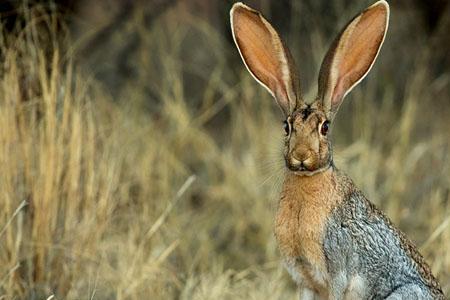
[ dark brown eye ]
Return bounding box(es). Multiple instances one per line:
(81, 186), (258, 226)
(283, 120), (290, 135)
(320, 120), (330, 135)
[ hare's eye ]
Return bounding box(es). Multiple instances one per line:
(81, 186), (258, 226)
(283, 120), (290, 136)
(320, 120), (330, 135)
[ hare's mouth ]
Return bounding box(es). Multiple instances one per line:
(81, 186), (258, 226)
(287, 163), (309, 172)
(285, 160), (314, 173)
(291, 166), (331, 177)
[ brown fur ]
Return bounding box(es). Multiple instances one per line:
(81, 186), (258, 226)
(285, 105), (330, 173)
(275, 168), (354, 295)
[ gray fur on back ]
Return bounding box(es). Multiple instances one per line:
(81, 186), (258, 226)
(323, 190), (437, 300)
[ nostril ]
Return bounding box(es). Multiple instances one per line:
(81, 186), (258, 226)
(290, 156), (302, 166)
(303, 156), (313, 165)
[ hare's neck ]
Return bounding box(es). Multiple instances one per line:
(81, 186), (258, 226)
(281, 168), (342, 207)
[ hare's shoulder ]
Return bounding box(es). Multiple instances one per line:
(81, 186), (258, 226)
(324, 190), (444, 298)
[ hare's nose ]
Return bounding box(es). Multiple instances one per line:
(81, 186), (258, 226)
(290, 152), (312, 168)
(290, 156), (302, 166)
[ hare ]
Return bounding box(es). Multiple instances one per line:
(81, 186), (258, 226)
(230, 1), (445, 299)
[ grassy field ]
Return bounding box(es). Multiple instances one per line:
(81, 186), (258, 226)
(0, 1), (449, 299)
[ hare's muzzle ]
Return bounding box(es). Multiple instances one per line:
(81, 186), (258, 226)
(286, 152), (314, 172)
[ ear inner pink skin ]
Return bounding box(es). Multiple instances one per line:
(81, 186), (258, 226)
(318, 2), (389, 119)
(230, 3), (301, 116)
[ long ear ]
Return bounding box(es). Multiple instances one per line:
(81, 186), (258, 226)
(230, 2), (301, 116)
(318, 0), (389, 119)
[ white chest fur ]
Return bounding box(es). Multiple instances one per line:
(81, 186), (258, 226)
(283, 261), (368, 300)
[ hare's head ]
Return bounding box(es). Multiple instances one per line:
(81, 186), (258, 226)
(230, 1), (389, 176)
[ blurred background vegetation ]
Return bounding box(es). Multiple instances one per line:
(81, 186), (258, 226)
(0, 0), (449, 299)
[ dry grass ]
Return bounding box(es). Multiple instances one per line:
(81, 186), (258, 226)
(0, 2), (449, 299)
